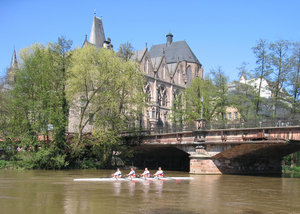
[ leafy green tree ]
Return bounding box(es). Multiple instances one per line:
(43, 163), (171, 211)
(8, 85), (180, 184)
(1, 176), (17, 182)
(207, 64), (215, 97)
(7, 39), (72, 169)
(67, 45), (145, 167)
(183, 77), (217, 122)
(269, 40), (291, 117)
(210, 67), (229, 121)
(252, 39), (272, 116)
(118, 42), (134, 61)
(171, 92), (184, 125)
(288, 42), (300, 115)
(230, 63), (257, 120)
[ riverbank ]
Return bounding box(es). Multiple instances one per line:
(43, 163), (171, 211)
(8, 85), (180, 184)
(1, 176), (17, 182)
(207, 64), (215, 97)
(282, 165), (300, 173)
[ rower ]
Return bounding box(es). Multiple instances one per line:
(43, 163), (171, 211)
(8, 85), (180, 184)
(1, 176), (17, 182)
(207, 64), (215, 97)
(126, 168), (136, 178)
(140, 167), (150, 178)
(112, 168), (122, 178)
(153, 167), (164, 178)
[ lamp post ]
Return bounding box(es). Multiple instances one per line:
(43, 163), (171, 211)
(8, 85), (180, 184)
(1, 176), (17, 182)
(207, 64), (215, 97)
(195, 97), (206, 130)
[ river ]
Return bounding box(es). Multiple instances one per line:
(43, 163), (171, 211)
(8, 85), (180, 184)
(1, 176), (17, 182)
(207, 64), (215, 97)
(0, 169), (299, 214)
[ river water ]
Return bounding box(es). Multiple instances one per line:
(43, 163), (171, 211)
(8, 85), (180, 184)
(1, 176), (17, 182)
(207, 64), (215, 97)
(0, 169), (299, 214)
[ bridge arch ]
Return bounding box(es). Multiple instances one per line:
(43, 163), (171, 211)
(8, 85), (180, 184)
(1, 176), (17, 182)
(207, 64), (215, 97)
(130, 145), (190, 171)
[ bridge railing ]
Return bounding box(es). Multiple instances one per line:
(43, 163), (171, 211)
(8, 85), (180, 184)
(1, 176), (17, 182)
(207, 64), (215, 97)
(125, 117), (300, 135)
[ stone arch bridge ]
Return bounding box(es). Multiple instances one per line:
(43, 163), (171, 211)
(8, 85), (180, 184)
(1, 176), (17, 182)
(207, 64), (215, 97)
(125, 126), (300, 174)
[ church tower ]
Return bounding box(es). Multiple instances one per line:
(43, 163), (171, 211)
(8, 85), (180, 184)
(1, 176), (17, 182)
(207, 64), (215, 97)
(6, 49), (18, 85)
(82, 15), (112, 49)
(89, 15), (105, 49)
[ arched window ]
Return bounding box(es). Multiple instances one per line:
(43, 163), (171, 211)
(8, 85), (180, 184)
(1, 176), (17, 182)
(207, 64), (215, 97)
(152, 107), (156, 119)
(163, 64), (166, 79)
(144, 83), (151, 102)
(157, 85), (168, 107)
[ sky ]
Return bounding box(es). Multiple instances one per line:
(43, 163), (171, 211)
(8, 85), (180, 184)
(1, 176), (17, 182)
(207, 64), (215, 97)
(1, 0), (300, 81)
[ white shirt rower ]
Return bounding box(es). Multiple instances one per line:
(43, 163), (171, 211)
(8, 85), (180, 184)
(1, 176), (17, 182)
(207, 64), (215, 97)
(153, 167), (164, 177)
(141, 168), (150, 178)
(112, 168), (122, 178)
(127, 168), (136, 178)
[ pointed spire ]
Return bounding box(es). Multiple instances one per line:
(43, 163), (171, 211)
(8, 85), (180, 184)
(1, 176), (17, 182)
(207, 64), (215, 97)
(11, 48), (18, 69)
(89, 15), (106, 49)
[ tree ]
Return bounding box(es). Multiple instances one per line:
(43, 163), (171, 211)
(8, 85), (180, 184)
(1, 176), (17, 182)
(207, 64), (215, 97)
(252, 39), (272, 116)
(67, 45), (145, 167)
(171, 91), (184, 125)
(230, 63), (257, 120)
(6, 39), (72, 169)
(288, 42), (300, 115)
(269, 40), (291, 117)
(118, 42), (134, 61)
(48, 36), (72, 151)
(210, 67), (229, 121)
(182, 77), (217, 123)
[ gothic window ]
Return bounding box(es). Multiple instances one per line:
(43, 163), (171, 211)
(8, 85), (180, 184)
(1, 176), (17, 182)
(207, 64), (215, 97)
(144, 83), (151, 102)
(157, 85), (168, 107)
(186, 66), (192, 86)
(152, 107), (156, 119)
(163, 64), (166, 79)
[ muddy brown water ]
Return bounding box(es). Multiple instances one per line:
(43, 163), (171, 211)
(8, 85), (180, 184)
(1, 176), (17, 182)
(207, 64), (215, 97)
(0, 169), (299, 214)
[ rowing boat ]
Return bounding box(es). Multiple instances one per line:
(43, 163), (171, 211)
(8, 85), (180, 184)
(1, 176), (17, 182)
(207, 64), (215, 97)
(73, 177), (194, 182)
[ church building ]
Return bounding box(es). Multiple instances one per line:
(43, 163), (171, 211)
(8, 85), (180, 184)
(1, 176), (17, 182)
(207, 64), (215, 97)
(68, 15), (203, 132)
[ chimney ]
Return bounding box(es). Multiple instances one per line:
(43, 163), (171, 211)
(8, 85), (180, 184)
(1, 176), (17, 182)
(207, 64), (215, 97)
(166, 33), (173, 46)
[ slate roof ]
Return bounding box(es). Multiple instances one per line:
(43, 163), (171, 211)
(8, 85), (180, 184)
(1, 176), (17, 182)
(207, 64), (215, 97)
(131, 49), (146, 61)
(149, 41), (199, 64)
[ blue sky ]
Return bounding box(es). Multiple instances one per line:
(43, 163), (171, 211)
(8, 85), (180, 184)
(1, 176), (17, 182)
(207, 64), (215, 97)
(1, 0), (300, 81)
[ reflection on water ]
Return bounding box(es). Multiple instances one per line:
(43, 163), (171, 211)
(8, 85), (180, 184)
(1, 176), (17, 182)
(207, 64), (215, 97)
(0, 170), (300, 214)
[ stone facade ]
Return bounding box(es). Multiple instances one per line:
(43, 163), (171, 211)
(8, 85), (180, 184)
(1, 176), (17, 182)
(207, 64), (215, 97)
(132, 34), (203, 129)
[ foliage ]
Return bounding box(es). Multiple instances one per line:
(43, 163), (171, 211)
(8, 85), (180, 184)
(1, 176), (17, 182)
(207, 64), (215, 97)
(230, 63), (257, 120)
(210, 67), (229, 121)
(171, 92), (184, 125)
(183, 77), (217, 122)
(251, 39), (272, 116)
(67, 45), (145, 167)
(0, 160), (7, 168)
(288, 42), (300, 115)
(3, 37), (72, 169)
(118, 42), (134, 61)
(269, 40), (291, 117)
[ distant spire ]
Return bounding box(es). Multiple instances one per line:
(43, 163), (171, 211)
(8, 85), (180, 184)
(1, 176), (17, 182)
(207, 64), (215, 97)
(11, 48), (18, 69)
(89, 15), (106, 49)
(94, 9), (96, 16)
